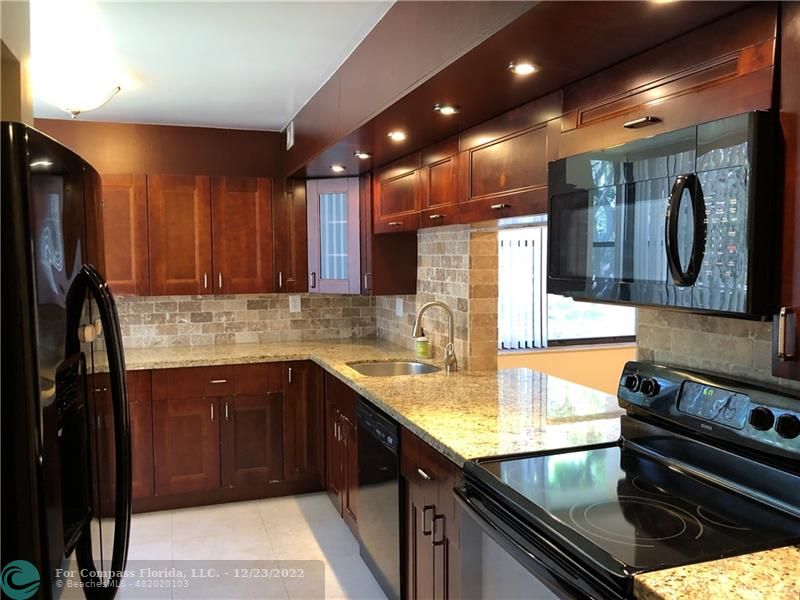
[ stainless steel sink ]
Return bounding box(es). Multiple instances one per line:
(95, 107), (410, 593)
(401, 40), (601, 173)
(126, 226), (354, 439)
(348, 360), (441, 377)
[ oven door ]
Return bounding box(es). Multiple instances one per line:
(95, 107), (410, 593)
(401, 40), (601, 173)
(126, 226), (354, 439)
(455, 488), (621, 600)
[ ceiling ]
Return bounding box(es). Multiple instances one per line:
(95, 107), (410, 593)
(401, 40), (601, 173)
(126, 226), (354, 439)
(31, 1), (393, 131)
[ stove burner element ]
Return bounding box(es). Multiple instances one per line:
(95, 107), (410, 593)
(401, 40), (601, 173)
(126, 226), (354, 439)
(696, 506), (751, 531)
(569, 496), (704, 547)
(631, 476), (672, 497)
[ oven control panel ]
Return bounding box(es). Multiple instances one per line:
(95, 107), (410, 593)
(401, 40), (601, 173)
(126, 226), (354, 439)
(618, 361), (800, 458)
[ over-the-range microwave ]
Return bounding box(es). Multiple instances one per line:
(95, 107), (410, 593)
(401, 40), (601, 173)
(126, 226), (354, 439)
(547, 111), (777, 319)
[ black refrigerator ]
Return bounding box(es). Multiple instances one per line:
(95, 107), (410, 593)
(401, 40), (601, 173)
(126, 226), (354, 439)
(2, 122), (132, 599)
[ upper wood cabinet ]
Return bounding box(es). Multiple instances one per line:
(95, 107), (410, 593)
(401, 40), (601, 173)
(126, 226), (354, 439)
(306, 177), (361, 293)
(373, 154), (422, 233)
(211, 176), (274, 294)
(99, 174), (149, 295)
(420, 137), (459, 228)
(148, 174), (213, 295)
(273, 179), (309, 293)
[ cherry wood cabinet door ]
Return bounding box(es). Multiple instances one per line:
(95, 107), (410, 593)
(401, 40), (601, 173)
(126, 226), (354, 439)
(148, 174), (212, 295)
(325, 399), (344, 513)
(128, 371), (154, 500)
(420, 137), (459, 229)
(342, 414), (358, 535)
(211, 176), (274, 294)
(283, 361), (323, 483)
(374, 155), (422, 234)
(100, 174), (150, 295)
(273, 179), (309, 293)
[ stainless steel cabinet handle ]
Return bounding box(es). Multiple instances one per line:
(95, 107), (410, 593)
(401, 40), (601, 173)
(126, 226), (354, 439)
(278, 271), (283, 289)
(778, 307), (797, 360)
(490, 203), (510, 210)
(364, 272), (372, 291)
(428, 213), (443, 220)
(388, 221), (402, 227)
(210, 403), (215, 422)
(422, 505), (434, 536)
(224, 401), (229, 422)
(288, 367), (293, 384)
(209, 379), (228, 384)
(623, 116), (662, 129)
(417, 468), (432, 481)
(218, 272), (223, 290)
(432, 514), (445, 546)
(203, 273), (208, 289)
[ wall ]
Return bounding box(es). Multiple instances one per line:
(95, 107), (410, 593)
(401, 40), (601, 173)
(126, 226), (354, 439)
(376, 225), (498, 370)
(117, 294), (375, 348)
(1, 0), (33, 124)
(498, 345), (637, 395)
(637, 309), (800, 393)
(34, 119), (282, 177)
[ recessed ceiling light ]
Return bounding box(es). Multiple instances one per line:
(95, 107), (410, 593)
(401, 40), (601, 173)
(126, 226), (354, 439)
(331, 164), (346, 173)
(433, 103), (460, 116)
(30, 159), (54, 168)
(508, 61), (537, 76)
(387, 131), (407, 142)
(354, 151), (372, 160)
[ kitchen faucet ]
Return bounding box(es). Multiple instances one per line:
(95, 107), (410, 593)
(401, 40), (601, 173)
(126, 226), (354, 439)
(412, 301), (458, 373)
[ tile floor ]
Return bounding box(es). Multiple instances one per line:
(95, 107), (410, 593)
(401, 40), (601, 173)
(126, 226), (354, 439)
(124, 492), (387, 599)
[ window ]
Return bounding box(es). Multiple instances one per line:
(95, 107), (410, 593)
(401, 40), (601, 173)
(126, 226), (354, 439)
(498, 224), (636, 350)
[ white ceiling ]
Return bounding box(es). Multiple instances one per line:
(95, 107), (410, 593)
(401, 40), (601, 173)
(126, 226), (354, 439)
(32, 1), (393, 131)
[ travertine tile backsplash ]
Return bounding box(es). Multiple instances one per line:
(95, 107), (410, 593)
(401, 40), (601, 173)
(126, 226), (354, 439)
(637, 309), (800, 392)
(117, 294), (375, 348)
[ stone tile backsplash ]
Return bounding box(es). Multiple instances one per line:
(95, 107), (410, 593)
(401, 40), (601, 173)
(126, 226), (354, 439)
(117, 293), (375, 348)
(637, 309), (800, 392)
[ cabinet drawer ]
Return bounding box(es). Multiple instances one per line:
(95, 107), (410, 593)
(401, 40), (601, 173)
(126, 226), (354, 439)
(458, 187), (547, 224)
(234, 362), (283, 396)
(374, 212), (420, 234)
(420, 205), (460, 229)
(152, 365), (235, 400)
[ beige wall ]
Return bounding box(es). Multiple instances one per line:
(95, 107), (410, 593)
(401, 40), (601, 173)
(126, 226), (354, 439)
(1, 0), (33, 124)
(498, 344), (637, 395)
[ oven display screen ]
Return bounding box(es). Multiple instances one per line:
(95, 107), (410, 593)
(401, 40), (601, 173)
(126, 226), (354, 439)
(678, 382), (750, 430)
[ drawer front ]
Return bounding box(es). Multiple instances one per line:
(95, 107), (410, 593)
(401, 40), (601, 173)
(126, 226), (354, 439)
(459, 187), (547, 224)
(420, 204), (460, 229)
(152, 365), (235, 400)
(374, 212), (421, 234)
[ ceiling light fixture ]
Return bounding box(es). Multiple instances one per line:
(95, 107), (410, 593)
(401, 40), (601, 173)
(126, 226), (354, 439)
(387, 131), (407, 142)
(433, 103), (460, 116)
(331, 164), (347, 173)
(30, 159), (54, 168)
(508, 61), (537, 76)
(354, 151), (372, 160)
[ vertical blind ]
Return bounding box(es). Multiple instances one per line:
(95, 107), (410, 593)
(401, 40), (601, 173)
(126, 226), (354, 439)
(498, 226), (547, 350)
(319, 192), (348, 281)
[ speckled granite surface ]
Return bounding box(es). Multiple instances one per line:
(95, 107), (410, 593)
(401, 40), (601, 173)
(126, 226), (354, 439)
(119, 339), (623, 465)
(634, 545), (800, 600)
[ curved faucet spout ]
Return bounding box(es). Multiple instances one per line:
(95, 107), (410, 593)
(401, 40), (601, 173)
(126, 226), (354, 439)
(412, 301), (458, 373)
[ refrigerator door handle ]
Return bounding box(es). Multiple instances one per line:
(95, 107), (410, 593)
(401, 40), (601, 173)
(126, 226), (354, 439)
(67, 264), (132, 595)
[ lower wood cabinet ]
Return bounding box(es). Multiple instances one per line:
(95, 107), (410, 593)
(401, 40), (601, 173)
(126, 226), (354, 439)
(402, 427), (461, 600)
(283, 361), (324, 482)
(324, 372), (358, 535)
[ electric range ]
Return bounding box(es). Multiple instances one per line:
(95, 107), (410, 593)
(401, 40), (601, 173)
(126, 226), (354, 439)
(457, 362), (800, 599)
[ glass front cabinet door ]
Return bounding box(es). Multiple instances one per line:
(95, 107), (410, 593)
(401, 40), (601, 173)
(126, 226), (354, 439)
(306, 178), (361, 294)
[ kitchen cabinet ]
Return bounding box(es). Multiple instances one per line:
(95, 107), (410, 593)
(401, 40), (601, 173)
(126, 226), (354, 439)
(221, 363), (284, 488)
(373, 154), (422, 234)
(152, 366), (230, 496)
(283, 361), (324, 482)
(274, 179), (309, 293)
(359, 173), (418, 296)
(402, 427), (460, 600)
(148, 174), (213, 295)
(98, 174), (149, 295)
(307, 178), (361, 293)
(420, 137), (459, 228)
(211, 176), (274, 294)
(774, 2), (800, 382)
(324, 372), (358, 535)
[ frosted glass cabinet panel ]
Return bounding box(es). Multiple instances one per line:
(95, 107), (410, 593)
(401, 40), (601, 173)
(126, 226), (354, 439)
(307, 178), (361, 294)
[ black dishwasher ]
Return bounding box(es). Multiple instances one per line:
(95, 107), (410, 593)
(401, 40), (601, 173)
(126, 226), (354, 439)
(357, 398), (401, 600)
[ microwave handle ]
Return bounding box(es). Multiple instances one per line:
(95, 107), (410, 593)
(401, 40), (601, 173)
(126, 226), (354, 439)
(665, 173), (706, 287)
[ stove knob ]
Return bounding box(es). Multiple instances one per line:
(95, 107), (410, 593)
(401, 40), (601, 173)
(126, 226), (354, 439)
(639, 378), (660, 397)
(748, 407), (775, 431)
(775, 414), (800, 439)
(623, 374), (641, 392)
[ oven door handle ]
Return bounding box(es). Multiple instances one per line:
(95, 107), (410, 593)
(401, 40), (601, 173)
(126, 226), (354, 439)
(454, 489), (592, 599)
(665, 173), (706, 287)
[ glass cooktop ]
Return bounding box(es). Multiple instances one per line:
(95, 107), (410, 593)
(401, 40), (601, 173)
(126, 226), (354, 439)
(477, 444), (800, 574)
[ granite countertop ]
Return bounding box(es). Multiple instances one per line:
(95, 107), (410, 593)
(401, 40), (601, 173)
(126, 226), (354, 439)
(120, 339), (623, 465)
(634, 545), (800, 600)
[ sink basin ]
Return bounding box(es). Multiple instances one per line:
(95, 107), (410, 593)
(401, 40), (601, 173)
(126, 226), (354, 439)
(348, 361), (441, 377)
